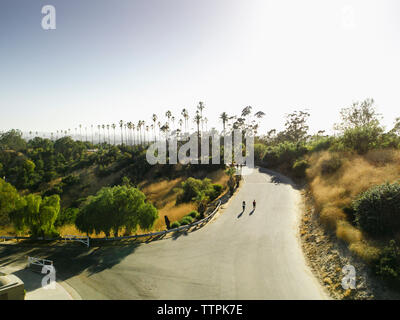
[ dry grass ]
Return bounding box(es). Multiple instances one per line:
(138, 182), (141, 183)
(1, 169), (229, 238)
(306, 149), (400, 260)
(140, 169), (228, 231)
(336, 220), (362, 244)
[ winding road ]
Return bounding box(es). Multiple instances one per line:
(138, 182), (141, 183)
(0, 167), (328, 299)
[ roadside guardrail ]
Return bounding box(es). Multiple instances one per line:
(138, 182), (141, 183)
(0, 200), (222, 246)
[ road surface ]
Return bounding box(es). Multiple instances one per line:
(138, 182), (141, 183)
(0, 167), (328, 299)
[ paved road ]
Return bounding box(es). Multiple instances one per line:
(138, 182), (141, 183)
(0, 167), (327, 299)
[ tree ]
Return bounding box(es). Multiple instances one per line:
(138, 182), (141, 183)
(119, 120), (124, 145)
(152, 114), (158, 142)
(181, 109), (189, 133)
(220, 112), (229, 134)
(0, 129), (27, 151)
(336, 99), (384, 154)
(0, 178), (21, 226)
(335, 98), (382, 132)
(76, 185), (158, 237)
(283, 110), (310, 143)
(10, 194), (60, 237)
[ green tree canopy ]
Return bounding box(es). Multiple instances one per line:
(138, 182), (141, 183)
(9, 193), (60, 237)
(0, 178), (21, 226)
(0, 129), (26, 151)
(76, 185), (158, 237)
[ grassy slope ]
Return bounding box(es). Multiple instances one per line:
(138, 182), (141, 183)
(306, 149), (400, 261)
(0, 163), (229, 237)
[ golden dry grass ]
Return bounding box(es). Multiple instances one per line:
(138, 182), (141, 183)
(2, 169), (229, 238)
(140, 169), (228, 231)
(306, 149), (400, 259)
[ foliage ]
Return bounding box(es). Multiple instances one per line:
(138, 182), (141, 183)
(0, 129), (26, 151)
(9, 194), (60, 238)
(320, 154), (342, 175)
(0, 178), (21, 226)
(292, 159), (309, 178)
(353, 182), (400, 236)
(176, 177), (222, 203)
(375, 240), (400, 284)
(75, 185), (158, 237)
(170, 221), (180, 229)
(55, 207), (79, 227)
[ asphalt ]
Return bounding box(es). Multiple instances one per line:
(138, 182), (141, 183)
(0, 167), (328, 299)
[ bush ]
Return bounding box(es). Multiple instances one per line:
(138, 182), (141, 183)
(206, 184), (223, 201)
(187, 210), (199, 219)
(308, 136), (334, 153)
(43, 184), (63, 197)
(62, 174), (80, 187)
(341, 125), (383, 154)
(320, 155), (342, 175)
(353, 182), (400, 236)
(179, 216), (194, 225)
(375, 240), (400, 284)
(170, 221), (180, 229)
(292, 159), (309, 178)
(55, 207), (79, 227)
(262, 142), (308, 168)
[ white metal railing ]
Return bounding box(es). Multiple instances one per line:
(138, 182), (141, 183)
(27, 256), (53, 268)
(63, 235), (90, 247)
(0, 200), (222, 244)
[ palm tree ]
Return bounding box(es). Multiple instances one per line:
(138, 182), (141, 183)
(204, 117), (208, 132)
(152, 114), (157, 142)
(178, 119), (183, 139)
(79, 124), (82, 141)
(220, 112), (229, 134)
(106, 124), (110, 144)
(197, 101), (205, 132)
(91, 124), (94, 145)
(97, 125), (101, 144)
(85, 126), (88, 142)
(194, 110), (202, 156)
(165, 110), (172, 125)
(181, 109), (189, 133)
(111, 124), (116, 145)
(132, 122), (136, 145)
(145, 126), (149, 144)
(124, 124), (128, 145)
(119, 120), (124, 145)
(102, 124), (106, 143)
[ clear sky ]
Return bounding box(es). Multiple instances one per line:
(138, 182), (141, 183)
(1, 0), (400, 135)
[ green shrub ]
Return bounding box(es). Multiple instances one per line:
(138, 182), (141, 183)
(187, 210), (199, 219)
(375, 240), (400, 284)
(254, 143), (268, 162)
(308, 136), (334, 153)
(170, 221), (180, 229)
(341, 125), (383, 154)
(206, 184), (223, 201)
(321, 155), (342, 175)
(179, 216), (194, 225)
(353, 182), (400, 236)
(262, 142), (308, 168)
(55, 207), (79, 227)
(292, 159), (309, 178)
(43, 184), (63, 197)
(62, 174), (80, 187)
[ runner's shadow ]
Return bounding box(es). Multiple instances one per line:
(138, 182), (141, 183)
(249, 209), (255, 215)
(237, 210), (244, 218)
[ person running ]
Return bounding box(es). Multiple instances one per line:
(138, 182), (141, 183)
(253, 200), (256, 209)
(242, 201), (246, 211)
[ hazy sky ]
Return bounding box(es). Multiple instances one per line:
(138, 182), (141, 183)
(1, 0), (400, 135)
